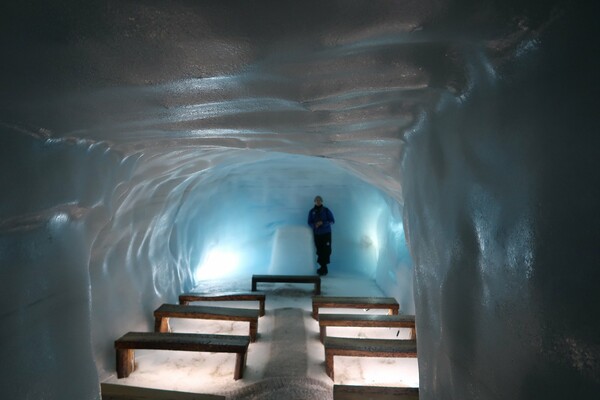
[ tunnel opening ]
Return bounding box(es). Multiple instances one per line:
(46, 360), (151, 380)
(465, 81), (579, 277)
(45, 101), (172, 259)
(87, 147), (415, 386)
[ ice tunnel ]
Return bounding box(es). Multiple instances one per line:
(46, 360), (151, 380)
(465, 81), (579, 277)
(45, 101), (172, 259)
(1, 1), (598, 399)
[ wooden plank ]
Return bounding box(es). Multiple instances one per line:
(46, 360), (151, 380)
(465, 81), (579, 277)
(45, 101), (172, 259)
(324, 337), (417, 380)
(312, 296), (399, 319)
(101, 383), (225, 399)
(333, 384), (419, 400)
(115, 332), (249, 352)
(319, 314), (416, 342)
(325, 337), (417, 354)
(251, 274), (321, 294)
(114, 332), (250, 380)
(179, 292), (266, 316)
(153, 304), (260, 341)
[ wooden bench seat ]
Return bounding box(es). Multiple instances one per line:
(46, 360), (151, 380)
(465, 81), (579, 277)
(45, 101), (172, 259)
(312, 296), (399, 320)
(114, 332), (250, 380)
(101, 383), (225, 399)
(319, 314), (416, 342)
(251, 274), (321, 294)
(179, 291), (266, 316)
(333, 384), (419, 400)
(324, 337), (417, 380)
(154, 304), (260, 342)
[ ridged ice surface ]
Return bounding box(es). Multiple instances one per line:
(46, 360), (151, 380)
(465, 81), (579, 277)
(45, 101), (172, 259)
(1, 1), (598, 399)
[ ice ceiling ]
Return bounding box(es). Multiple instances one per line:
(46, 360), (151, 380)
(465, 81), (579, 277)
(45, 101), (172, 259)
(1, 1), (598, 399)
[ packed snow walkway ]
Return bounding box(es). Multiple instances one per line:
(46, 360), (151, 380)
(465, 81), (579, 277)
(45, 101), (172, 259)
(102, 274), (419, 399)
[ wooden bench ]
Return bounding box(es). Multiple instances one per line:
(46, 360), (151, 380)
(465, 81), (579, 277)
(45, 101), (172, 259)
(101, 383), (225, 399)
(319, 314), (416, 343)
(251, 274), (321, 294)
(324, 337), (417, 380)
(114, 332), (250, 380)
(154, 304), (260, 342)
(179, 291), (266, 316)
(333, 384), (419, 400)
(312, 296), (399, 320)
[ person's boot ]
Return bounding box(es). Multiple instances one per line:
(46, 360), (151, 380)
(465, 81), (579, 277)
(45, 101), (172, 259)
(317, 264), (328, 276)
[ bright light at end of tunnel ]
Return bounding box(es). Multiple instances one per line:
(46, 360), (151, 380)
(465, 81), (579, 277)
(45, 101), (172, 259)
(195, 248), (240, 281)
(362, 234), (379, 256)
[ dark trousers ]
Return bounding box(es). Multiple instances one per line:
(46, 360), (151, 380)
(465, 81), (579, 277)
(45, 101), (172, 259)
(314, 232), (332, 267)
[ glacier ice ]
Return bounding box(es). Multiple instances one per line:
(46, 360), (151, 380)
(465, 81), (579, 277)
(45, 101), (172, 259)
(0, 1), (598, 399)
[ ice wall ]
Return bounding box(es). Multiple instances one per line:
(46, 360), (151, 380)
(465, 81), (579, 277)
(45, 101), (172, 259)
(0, 131), (120, 399)
(400, 5), (599, 399)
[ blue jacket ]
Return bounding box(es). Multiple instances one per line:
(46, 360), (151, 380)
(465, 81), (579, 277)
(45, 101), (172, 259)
(308, 206), (335, 235)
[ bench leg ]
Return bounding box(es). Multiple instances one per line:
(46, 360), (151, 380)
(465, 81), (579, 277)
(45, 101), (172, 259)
(116, 349), (134, 378)
(251, 278), (257, 291)
(410, 327), (416, 340)
(154, 316), (171, 333)
(234, 351), (247, 380)
(258, 300), (265, 317)
(312, 305), (319, 320)
(314, 280), (321, 295)
(390, 307), (399, 315)
(320, 326), (326, 343)
(249, 320), (258, 342)
(325, 349), (335, 380)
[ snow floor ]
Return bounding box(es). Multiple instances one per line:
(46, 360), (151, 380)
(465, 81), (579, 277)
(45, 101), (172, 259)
(101, 273), (419, 398)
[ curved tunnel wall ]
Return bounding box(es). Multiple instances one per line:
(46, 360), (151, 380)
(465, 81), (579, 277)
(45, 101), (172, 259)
(400, 9), (599, 398)
(0, 132), (121, 399)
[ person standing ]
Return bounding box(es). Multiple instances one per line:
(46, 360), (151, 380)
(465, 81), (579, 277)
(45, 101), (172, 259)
(308, 195), (335, 276)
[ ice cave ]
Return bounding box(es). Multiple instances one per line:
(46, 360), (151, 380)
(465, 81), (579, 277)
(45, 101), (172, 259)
(0, 1), (598, 399)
